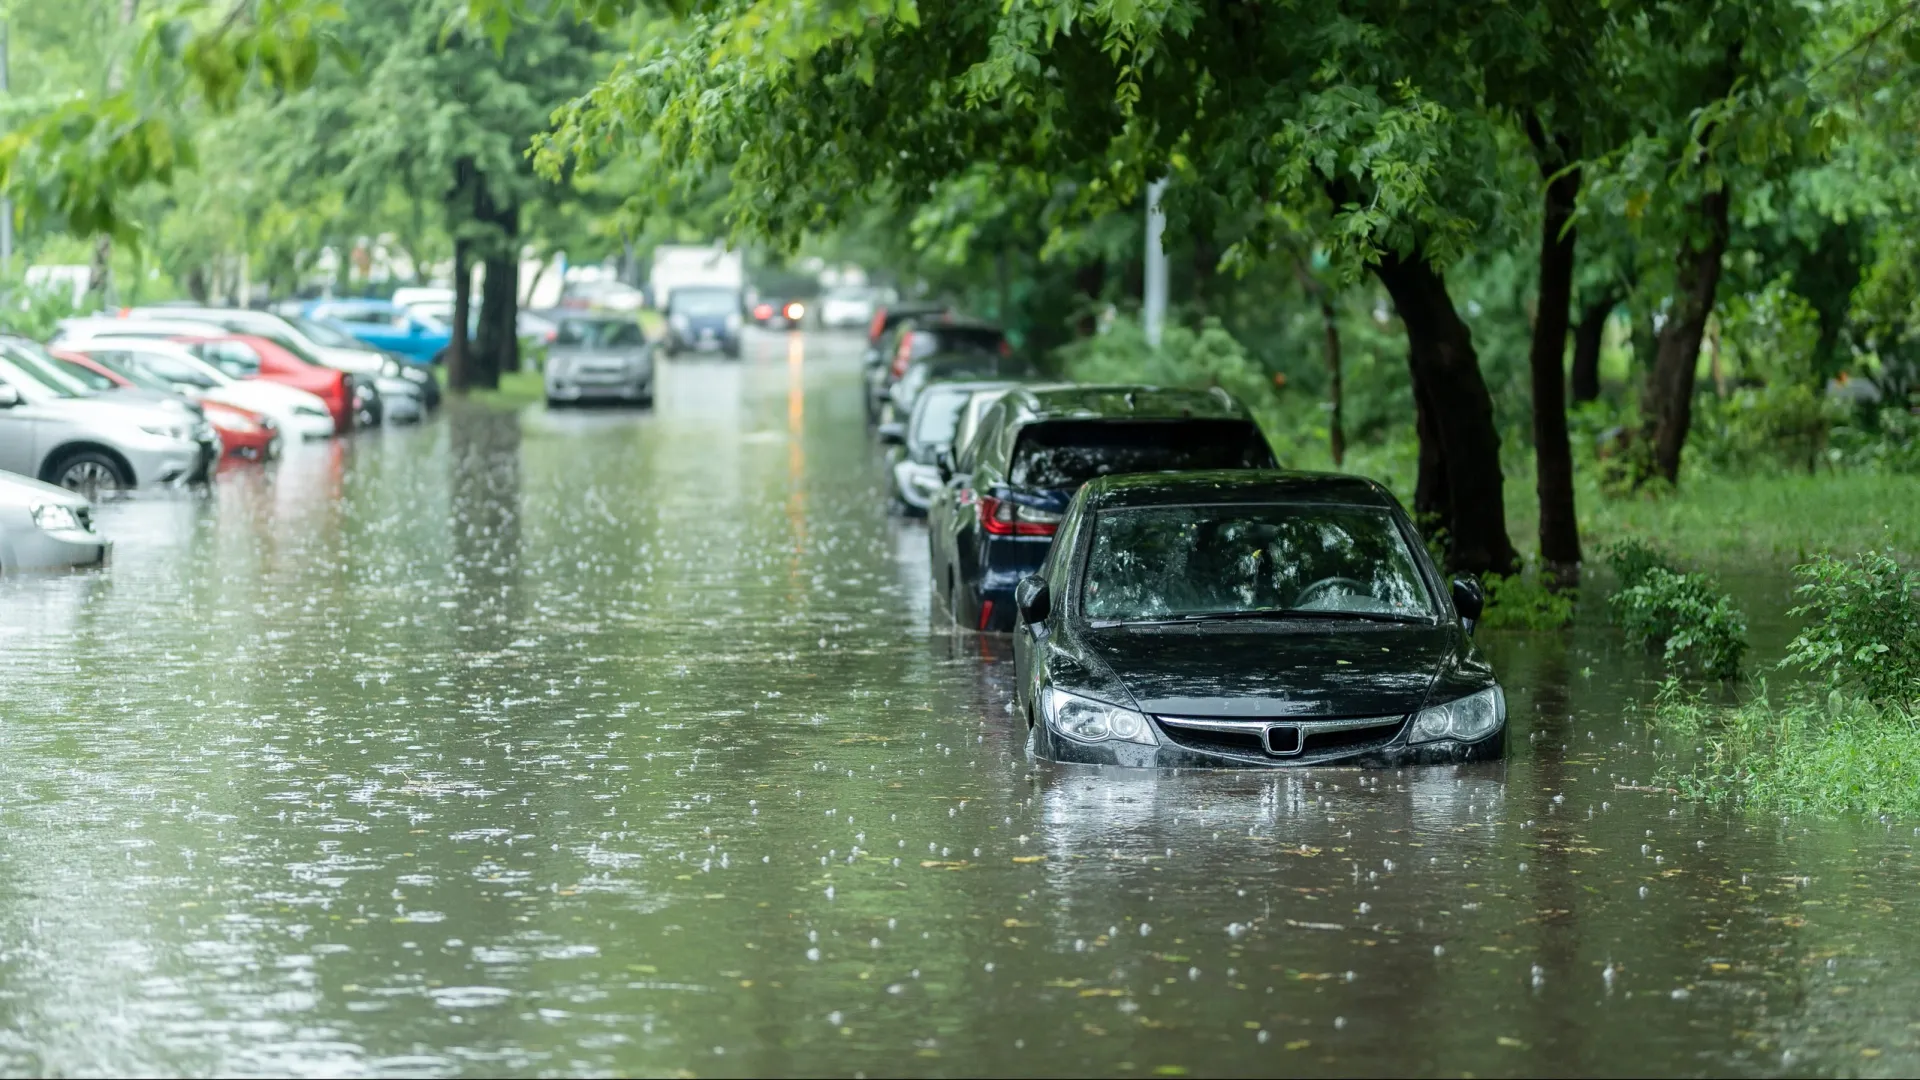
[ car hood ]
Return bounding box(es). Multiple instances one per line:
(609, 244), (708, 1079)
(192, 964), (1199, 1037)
(34, 394), (199, 428)
(0, 468), (90, 510)
(1081, 622), (1461, 719)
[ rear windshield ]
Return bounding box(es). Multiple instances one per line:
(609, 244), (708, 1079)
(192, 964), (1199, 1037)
(921, 326), (1004, 356)
(1009, 419), (1275, 490)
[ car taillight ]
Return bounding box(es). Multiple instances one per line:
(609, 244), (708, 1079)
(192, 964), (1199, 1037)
(890, 335), (914, 378)
(754, 303), (774, 320)
(867, 311), (887, 342)
(978, 495), (1060, 537)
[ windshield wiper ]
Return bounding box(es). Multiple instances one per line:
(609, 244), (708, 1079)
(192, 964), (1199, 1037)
(1095, 608), (1430, 628)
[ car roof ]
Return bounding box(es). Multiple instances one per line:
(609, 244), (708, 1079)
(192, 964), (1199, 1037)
(61, 335), (203, 359)
(1080, 469), (1402, 512)
(1001, 384), (1252, 423)
(56, 317), (233, 339)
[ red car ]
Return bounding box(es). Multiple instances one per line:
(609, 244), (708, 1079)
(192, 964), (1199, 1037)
(50, 350), (280, 462)
(180, 334), (355, 434)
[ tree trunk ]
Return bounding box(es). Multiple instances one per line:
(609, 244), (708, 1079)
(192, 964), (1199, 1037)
(448, 237), (472, 393)
(1569, 294), (1613, 404)
(478, 253), (518, 385)
(1525, 118), (1582, 574)
(1643, 185), (1732, 486)
(1371, 251), (1519, 576)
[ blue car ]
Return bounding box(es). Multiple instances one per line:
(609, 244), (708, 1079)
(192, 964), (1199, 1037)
(302, 300), (450, 366)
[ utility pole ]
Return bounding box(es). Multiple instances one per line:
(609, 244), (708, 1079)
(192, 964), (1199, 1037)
(1143, 178), (1168, 348)
(0, 15), (12, 277)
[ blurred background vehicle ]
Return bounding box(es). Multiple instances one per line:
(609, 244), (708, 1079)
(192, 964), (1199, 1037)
(648, 246), (742, 315)
(817, 284), (892, 330)
(663, 286), (744, 357)
(0, 470), (109, 572)
(862, 302), (956, 422)
(48, 349), (280, 460)
(302, 299), (450, 365)
(749, 297), (808, 330)
(179, 335), (356, 434)
(0, 344), (219, 492)
(881, 380), (1022, 516)
(557, 279), (647, 313)
(58, 338), (343, 440)
(543, 314), (654, 408)
(886, 348), (1039, 428)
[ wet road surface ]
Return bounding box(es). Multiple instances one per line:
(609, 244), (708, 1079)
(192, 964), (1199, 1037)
(1, 330), (1918, 1076)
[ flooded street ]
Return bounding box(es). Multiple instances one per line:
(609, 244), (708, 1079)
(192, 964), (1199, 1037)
(2, 330), (1918, 1077)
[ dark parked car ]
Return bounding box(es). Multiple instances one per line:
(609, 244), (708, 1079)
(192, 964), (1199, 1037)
(887, 350), (1040, 430)
(1010, 470), (1502, 768)
(928, 385), (1278, 632)
(863, 309), (986, 423)
(664, 286), (744, 357)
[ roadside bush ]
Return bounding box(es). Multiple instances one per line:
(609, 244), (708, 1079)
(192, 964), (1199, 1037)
(1830, 408), (1920, 473)
(1650, 680), (1920, 817)
(1609, 568), (1748, 679)
(1690, 384), (1840, 474)
(1603, 537), (1678, 590)
(1477, 571), (1575, 630)
(1782, 551), (1920, 702)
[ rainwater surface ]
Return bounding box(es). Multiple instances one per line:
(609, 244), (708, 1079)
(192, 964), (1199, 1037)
(0, 332), (1917, 1077)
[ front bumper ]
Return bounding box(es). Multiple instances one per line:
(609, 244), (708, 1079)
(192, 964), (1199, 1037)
(2, 523), (110, 572)
(374, 378), (425, 422)
(547, 370), (651, 402)
(123, 437), (218, 487)
(1036, 720), (1506, 769)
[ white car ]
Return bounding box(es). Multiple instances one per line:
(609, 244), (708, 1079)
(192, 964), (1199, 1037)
(818, 286), (893, 329)
(58, 338), (338, 440)
(0, 469), (108, 572)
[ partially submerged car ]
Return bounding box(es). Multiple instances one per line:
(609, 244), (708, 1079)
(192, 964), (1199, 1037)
(1011, 470), (1502, 768)
(0, 346), (219, 491)
(882, 380), (1024, 515)
(928, 385), (1278, 632)
(0, 469), (109, 572)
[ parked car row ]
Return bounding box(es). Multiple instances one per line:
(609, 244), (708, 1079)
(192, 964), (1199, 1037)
(863, 304), (1507, 772)
(0, 301), (458, 574)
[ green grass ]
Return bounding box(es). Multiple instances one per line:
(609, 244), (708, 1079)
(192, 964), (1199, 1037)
(455, 369), (546, 408)
(1649, 681), (1920, 818)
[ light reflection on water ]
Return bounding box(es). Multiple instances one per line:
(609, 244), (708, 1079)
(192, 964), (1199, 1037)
(0, 331), (1916, 1076)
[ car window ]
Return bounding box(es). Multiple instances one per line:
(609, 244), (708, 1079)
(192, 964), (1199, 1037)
(1083, 504), (1435, 622)
(0, 356), (76, 399)
(52, 358), (116, 391)
(130, 351), (220, 389)
(669, 289), (739, 316)
(957, 400), (1005, 475)
(1009, 420), (1275, 490)
(0, 342), (89, 397)
(201, 342), (262, 378)
(85, 351), (178, 393)
(929, 326), (1006, 355)
(909, 388), (972, 448)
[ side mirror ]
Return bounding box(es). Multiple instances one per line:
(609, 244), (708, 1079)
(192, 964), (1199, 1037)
(877, 421), (906, 445)
(0, 384), (18, 408)
(935, 448), (955, 483)
(1451, 576), (1484, 630)
(1015, 574), (1051, 626)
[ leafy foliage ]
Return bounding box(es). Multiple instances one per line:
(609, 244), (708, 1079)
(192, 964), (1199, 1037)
(1783, 550), (1920, 702)
(1609, 567), (1749, 679)
(1604, 537), (1680, 589)
(1476, 571), (1575, 631)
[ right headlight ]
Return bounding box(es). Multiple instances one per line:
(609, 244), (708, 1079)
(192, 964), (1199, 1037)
(1042, 688), (1158, 746)
(1409, 686), (1505, 744)
(139, 423), (191, 442)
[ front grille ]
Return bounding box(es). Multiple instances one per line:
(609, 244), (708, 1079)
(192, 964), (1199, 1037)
(1156, 715), (1408, 763)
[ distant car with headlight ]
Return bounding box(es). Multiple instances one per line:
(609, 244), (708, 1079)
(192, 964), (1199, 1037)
(664, 286), (743, 358)
(750, 297), (809, 330)
(0, 469), (109, 572)
(817, 285), (887, 329)
(1010, 469), (1503, 768)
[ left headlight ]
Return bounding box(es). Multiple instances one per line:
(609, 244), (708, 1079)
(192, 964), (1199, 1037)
(30, 503), (81, 532)
(140, 423), (191, 442)
(1043, 688), (1158, 746)
(1409, 686), (1505, 744)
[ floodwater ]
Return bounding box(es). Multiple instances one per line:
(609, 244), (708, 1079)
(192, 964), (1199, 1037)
(1, 331), (1916, 1078)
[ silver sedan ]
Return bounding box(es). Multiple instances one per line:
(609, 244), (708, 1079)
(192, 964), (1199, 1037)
(0, 470), (108, 572)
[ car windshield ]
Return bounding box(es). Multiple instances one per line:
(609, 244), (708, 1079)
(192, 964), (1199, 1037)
(51, 357), (117, 391)
(1010, 419), (1275, 490)
(909, 387), (976, 447)
(555, 318), (646, 348)
(670, 289), (738, 316)
(88, 351), (180, 392)
(290, 316), (360, 349)
(1083, 504), (1436, 622)
(0, 341), (90, 397)
(128, 349), (226, 389)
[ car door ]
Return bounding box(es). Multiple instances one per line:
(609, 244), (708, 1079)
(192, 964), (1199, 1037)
(0, 368), (43, 476)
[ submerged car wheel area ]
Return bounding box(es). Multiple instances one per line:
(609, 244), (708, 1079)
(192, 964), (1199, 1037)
(1008, 470), (1505, 769)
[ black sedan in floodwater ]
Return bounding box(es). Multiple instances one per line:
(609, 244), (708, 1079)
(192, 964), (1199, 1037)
(1010, 470), (1503, 768)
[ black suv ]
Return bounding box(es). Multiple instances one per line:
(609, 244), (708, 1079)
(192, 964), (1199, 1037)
(927, 385), (1279, 632)
(865, 313), (1003, 423)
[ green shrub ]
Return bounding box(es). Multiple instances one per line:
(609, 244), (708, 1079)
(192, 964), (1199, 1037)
(1650, 680), (1920, 817)
(1477, 571), (1575, 630)
(1603, 537), (1678, 590)
(1609, 568), (1748, 679)
(1782, 551), (1920, 702)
